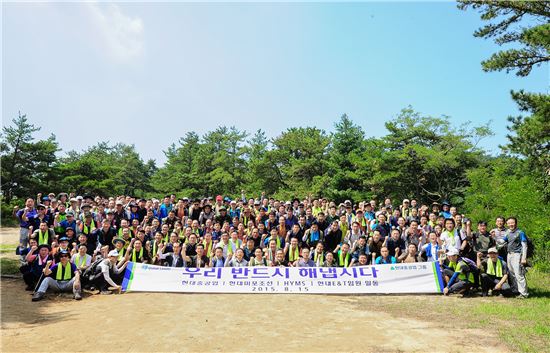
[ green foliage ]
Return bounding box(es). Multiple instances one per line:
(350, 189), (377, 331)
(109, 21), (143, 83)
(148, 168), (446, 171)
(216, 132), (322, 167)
(464, 157), (550, 271)
(356, 108), (493, 205)
(1, 112), (59, 200)
(457, 1), (550, 76)
(57, 142), (155, 197)
(504, 90), (550, 201)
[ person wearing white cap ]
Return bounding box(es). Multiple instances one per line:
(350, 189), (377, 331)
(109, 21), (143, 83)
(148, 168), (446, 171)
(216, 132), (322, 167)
(477, 247), (512, 297)
(87, 249), (128, 294)
(440, 248), (475, 296)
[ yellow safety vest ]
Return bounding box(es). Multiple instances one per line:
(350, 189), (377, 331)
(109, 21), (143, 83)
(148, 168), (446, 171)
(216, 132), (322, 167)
(83, 220), (96, 235)
(75, 254), (87, 268)
(203, 241), (213, 257)
(132, 248), (144, 262)
(228, 239), (241, 254)
(338, 251), (351, 267)
(56, 263), (72, 280)
(314, 252), (324, 265)
(38, 230), (49, 245)
(288, 246), (299, 262)
(487, 259), (503, 278)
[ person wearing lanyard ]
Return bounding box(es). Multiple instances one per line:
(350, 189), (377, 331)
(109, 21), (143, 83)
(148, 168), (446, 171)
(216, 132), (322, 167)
(32, 250), (82, 301)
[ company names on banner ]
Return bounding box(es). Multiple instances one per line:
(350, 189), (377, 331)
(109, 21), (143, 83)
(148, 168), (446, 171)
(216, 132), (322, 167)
(122, 262), (444, 294)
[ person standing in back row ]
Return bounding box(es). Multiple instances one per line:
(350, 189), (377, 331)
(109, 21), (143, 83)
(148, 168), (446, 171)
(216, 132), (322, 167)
(503, 217), (528, 298)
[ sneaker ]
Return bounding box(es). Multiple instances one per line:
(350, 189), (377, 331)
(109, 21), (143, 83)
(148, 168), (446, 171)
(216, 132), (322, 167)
(74, 292), (82, 301)
(516, 294), (528, 299)
(100, 290), (112, 295)
(31, 292), (45, 302)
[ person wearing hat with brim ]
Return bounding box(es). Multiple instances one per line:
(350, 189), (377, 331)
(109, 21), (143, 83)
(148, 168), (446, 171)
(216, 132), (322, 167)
(440, 248), (475, 296)
(22, 244), (53, 291)
(32, 249), (82, 301)
(477, 247), (512, 297)
(112, 238), (128, 263)
(87, 249), (128, 295)
(199, 203), (215, 226)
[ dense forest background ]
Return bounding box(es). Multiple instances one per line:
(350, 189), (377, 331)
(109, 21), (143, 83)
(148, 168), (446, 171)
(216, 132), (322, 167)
(2, 1), (548, 268)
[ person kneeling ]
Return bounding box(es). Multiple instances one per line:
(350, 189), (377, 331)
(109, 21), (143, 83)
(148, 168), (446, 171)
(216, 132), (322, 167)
(32, 250), (82, 301)
(88, 250), (128, 295)
(477, 247), (512, 297)
(442, 248), (475, 296)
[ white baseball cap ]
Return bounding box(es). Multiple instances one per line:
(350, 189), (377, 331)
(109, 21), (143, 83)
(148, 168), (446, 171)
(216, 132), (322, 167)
(446, 248), (459, 256)
(108, 250), (119, 257)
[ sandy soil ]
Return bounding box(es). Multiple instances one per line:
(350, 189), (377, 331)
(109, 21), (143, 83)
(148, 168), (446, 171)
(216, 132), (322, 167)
(0, 227), (19, 245)
(1, 278), (509, 353)
(1, 226), (509, 352)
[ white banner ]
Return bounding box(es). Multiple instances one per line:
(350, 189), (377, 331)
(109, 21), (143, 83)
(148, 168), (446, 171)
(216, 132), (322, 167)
(122, 262), (444, 294)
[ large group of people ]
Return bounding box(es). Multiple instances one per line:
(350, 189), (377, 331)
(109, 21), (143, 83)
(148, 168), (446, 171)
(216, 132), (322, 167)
(13, 192), (530, 301)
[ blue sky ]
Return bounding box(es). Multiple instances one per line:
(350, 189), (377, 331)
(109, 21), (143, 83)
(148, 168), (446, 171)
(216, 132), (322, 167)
(3, 2), (548, 165)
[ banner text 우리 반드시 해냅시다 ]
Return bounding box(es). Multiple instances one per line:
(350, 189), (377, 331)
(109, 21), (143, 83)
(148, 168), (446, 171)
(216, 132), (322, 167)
(121, 262), (444, 294)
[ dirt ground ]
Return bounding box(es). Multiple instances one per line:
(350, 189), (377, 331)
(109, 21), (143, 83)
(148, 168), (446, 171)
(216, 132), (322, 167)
(1, 227), (510, 352)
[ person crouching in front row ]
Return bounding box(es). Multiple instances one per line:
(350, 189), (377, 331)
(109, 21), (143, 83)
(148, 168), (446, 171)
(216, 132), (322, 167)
(32, 250), (82, 301)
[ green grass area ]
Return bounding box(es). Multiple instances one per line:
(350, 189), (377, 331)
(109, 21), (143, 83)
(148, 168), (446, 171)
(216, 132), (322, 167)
(469, 269), (550, 353)
(0, 257), (20, 276)
(0, 244), (16, 253)
(348, 269), (549, 353)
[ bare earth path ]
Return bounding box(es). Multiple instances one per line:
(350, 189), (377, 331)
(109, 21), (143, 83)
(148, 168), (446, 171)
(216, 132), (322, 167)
(1, 226), (509, 352)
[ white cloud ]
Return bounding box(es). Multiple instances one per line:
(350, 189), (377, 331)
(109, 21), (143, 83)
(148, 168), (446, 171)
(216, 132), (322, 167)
(85, 2), (144, 63)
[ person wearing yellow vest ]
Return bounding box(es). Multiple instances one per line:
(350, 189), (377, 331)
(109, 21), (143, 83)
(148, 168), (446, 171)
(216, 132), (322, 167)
(79, 212), (96, 236)
(30, 221), (55, 246)
(112, 238), (128, 263)
(71, 244), (92, 271)
(337, 243), (352, 268)
(311, 243), (325, 267)
(32, 250), (82, 301)
(284, 237), (301, 266)
(477, 247), (512, 297)
(442, 248), (475, 296)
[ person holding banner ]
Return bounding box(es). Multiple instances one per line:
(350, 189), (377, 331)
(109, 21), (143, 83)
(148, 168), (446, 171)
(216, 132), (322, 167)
(210, 247), (226, 267)
(352, 253), (369, 266)
(310, 242), (325, 267)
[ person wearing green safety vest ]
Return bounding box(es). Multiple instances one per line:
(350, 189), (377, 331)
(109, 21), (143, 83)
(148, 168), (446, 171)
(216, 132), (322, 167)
(337, 243), (352, 268)
(442, 248), (474, 296)
(80, 212), (96, 236)
(31, 221), (55, 246)
(71, 243), (92, 271)
(477, 247), (512, 297)
(310, 243), (325, 267)
(124, 239), (150, 264)
(284, 237), (301, 266)
(53, 203), (68, 235)
(32, 250), (82, 301)
(112, 238), (128, 263)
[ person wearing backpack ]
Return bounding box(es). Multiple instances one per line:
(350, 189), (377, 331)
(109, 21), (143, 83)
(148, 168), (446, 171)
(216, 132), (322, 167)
(442, 248), (475, 296)
(503, 217), (529, 298)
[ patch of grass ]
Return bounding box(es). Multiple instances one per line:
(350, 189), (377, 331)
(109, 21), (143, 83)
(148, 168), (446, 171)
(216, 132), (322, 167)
(0, 244), (16, 253)
(0, 257), (20, 276)
(469, 269), (550, 353)
(349, 269), (550, 353)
